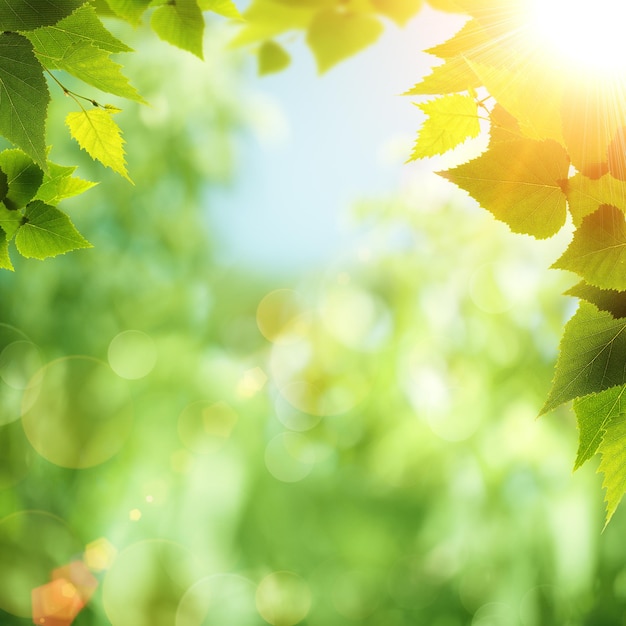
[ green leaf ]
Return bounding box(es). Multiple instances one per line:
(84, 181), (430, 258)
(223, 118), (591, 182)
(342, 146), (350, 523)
(404, 57), (480, 96)
(0, 150), (44, 211)
(0, 33), (49, 172)
(101, 0), (152, 24)
(0, 203), (22, 239)
(541, 302), (626, 415)
(66, 109), (131, 182)
(15, 200), (91, 259)
(598, 415), (626, 525)
(553, 205), (626, 291)
(37, 5), (132, 54)
(306, 9), (383, 73)
(573, 386), (626, 469)
(0, 168), (8, 202)
(566, 282), (626, 320)
(0, 229), (13, 271)
(410, 94), (479, 160)
(258, 40), (291, 75)
(27, 32), (144, 103)
(566, 173), (626, 227)
(151, 0), (205, 58)
(0, 0), (83, 31)
(34, 162), (97, 205)
(198, 0), (242, 18)
(439, 138), (570, 239)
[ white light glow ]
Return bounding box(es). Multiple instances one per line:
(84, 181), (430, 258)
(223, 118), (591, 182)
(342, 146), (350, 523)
(530, 0), (626, 73)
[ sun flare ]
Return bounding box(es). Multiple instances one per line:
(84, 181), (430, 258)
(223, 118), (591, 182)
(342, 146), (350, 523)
(529, 0), (626, 73)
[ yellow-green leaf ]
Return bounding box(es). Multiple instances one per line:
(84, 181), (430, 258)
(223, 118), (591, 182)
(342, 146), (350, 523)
(404, 56), (480, 96)
(410, 93), (479, 159)
(66, 109), (131, 182)
(258, 40), (291, 75)
(372, 0), (423, 25)
(567, 173), (626, 227)
(439, 138), (570, 238)
(553, 205), (626, 291)
(151, 0), (205, 59)
(34, 162), (97, 205)
(198, 0), (241, 18)
(0, 228), (12, 270)
(306, 8), (383, 73)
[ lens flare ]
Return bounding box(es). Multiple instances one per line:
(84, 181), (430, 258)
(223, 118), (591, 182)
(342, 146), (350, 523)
(529, 0), (626, 73)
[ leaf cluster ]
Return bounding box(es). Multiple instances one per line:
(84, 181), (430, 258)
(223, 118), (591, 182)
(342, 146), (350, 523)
(408, 0), (626, 523)
(0, 0), (239, 262)
(232, 0), (453, 75)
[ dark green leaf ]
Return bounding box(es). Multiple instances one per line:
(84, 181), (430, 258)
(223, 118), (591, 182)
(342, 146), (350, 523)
(573, 386), (626, 469)
(0, 33), (49, 171)
(0, 0), (83, 31)
(0, 150), (44, 211)
(541, 302), (626, 415)
(566, 282), (626, 320)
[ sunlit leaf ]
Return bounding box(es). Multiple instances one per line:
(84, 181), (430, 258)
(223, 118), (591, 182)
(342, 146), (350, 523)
(466, 58), (564, 143)
(566, 173), (626, 227)
(410, 93), (480, 159)
(15, 200), (91, 259)
(553, 205), (626, 291)
(198, 0), (242, 18)
(404, 57), (480, 95)
(66, 109), (131, 182)
(372, 0), (423, 25)
(439, 138), (569, 238)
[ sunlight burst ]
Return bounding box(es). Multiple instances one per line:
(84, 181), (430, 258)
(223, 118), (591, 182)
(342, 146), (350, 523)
(529, 0), (626, 73)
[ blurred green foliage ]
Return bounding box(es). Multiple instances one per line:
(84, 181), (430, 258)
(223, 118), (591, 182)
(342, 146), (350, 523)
(0, 15), (625, 626)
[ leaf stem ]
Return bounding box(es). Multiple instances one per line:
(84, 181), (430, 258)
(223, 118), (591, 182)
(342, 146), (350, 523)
(44, 69), (104, 111)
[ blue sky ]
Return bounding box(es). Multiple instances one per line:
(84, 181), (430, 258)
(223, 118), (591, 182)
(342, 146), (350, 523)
(209, 7), (467, 274)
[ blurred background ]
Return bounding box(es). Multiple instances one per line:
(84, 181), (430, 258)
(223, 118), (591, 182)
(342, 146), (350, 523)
(0, 5), (624, 626)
